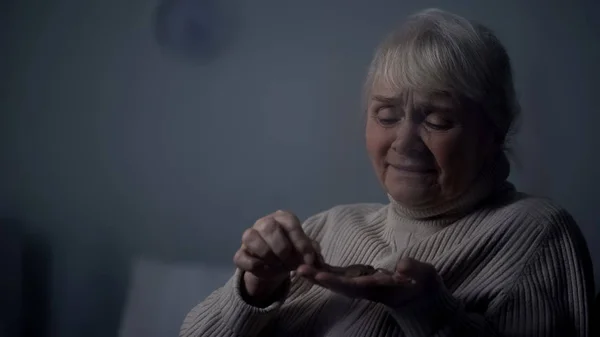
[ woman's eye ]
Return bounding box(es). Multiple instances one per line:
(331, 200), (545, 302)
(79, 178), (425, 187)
(374, 106), (400, 126)
(377, 117), (399, 125)
(424, 114), (453, 130)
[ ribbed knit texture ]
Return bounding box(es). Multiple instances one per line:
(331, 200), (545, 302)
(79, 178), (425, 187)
(180, 182), (594, 337)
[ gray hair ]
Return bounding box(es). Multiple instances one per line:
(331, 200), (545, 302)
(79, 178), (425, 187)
(365, 8), (520, 147)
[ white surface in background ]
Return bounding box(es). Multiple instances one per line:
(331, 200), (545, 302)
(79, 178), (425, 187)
(119, 258), (234, 337)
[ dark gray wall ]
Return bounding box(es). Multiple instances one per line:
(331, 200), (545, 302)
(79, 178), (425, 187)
(2, 0), (599, 336)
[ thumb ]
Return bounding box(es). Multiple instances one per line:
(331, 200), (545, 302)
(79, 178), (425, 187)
(310, 240), (325, 267)
(311, 240), (322, 254)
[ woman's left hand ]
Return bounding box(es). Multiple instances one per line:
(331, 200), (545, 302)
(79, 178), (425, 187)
(296, 258), (441, 308)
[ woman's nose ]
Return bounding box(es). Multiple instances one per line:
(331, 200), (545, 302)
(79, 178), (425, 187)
(390, 120), (426, 155)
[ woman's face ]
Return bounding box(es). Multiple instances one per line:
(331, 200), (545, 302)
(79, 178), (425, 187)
(365, 81), (494, 207)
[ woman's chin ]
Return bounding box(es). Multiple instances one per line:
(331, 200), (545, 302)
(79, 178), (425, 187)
(386, 185), (439, 208)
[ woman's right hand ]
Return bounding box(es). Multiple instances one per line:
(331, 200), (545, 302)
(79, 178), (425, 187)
(233, 210), (319, 305)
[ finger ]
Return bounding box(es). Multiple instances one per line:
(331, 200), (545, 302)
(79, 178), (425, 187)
(311, 240), (322, 254)
(273, 211), (316, 264)
(395, 257), (417, 274)
(311, 240), (326, 267)
(295, 263), (319, 278)
(375, 268), (394, 276)
(233, 249), (282, 278)
(395, 258), (436, 285)
(336, 272), (399, 290)
(298, 265), (396, 289)
(355, 271), (398, 287)
(296, 265), (355, 294)
(311, 271), (369, 296)
(392, 272), (417, 285)
(255, 217), (296, 269)
(241, 228), (280, 265)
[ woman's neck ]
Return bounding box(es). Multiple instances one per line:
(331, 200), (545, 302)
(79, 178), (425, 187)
(387, 154), (512, 231)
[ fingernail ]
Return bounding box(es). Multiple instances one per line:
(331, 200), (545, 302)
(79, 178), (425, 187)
(392, 273), (408, 283)
(304, 253), (315, 265)
(394, 274), (416, 285)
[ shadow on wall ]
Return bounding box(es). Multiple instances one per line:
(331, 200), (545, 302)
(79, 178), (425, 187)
(21, 229), (52, 337)
(2, 218), (133, 337)
(0, 219), (52, 337)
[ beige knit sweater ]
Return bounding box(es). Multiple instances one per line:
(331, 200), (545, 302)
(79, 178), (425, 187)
(180, 182), (594, 337)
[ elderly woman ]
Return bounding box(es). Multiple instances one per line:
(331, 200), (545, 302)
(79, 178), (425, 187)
(180, 8), (595, 337)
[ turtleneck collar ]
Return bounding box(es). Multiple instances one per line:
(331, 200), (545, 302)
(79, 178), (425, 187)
(386, 154), (514, 236)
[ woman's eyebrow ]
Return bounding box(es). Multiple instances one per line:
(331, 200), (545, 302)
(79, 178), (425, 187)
(419, 102), (454, 112)
(371, 95), (401, 104)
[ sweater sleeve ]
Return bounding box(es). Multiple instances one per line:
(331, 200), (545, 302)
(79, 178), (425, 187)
(179, 211), (329, 337)
(179, 268), (285, 337)
(388, 208), (595, 337)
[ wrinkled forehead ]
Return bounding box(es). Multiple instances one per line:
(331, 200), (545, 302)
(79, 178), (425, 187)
(368, 80), (457, 109)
